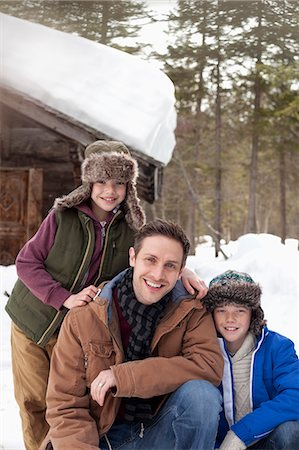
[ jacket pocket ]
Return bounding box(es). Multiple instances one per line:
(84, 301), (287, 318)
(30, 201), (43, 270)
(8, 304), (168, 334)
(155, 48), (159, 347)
(89, 342), (114, 358)
(85, 341), (115, 386)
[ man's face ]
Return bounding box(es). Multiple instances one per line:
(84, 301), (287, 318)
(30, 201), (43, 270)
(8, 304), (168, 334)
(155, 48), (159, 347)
(129, 236), (184, 305)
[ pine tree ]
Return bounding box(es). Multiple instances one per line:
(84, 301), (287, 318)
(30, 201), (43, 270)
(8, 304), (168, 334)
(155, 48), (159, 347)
(154, 0), (299, 242)
(0, 0), (150, 52)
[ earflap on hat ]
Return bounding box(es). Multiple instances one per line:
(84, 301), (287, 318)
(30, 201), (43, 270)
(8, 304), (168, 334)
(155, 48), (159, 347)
(250, 306), (265, 336)
(53, 183), (92, 211)
(124, 182), (146, 230)
(203, 270), (265, 336)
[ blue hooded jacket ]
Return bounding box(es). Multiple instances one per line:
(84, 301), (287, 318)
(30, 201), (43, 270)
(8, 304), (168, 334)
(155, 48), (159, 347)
(217, 326), (299, 447)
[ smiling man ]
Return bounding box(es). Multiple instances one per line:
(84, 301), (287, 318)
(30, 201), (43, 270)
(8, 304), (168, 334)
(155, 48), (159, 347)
(42, 219), (223, 450)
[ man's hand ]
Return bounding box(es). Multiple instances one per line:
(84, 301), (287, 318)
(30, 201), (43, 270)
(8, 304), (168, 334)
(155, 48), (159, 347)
(91, 369), (116, 406)
(181, 267), (208, 300)
(63, 285), (98, 309)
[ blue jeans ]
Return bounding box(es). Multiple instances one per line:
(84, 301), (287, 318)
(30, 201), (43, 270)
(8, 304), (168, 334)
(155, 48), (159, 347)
(99, 380), (222, 450)
(249, 421), (299, 450)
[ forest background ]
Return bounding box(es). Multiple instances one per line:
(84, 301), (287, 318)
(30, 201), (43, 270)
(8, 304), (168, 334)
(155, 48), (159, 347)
(1, 0), (298, 255)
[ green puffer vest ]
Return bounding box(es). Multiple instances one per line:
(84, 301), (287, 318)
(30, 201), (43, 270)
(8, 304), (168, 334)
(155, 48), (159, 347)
(5, 208), (135, 347)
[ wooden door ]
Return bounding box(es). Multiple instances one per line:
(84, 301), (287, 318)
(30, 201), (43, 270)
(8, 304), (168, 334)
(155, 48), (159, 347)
(0, 168), (43, 265)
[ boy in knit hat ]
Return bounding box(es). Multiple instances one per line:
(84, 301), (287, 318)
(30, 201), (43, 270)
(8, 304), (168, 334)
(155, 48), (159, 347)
(5, 140), (207, 450)
(203, 270), (299, 450)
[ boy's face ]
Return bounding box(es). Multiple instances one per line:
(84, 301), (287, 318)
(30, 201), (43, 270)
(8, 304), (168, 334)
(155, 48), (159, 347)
(129, 235), (184, 306)
(91, 180), (126, 221)
(213, 303), (252, 354)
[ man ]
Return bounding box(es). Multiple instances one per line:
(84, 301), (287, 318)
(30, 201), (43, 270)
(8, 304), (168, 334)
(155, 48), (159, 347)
(42, 219), (223, 450)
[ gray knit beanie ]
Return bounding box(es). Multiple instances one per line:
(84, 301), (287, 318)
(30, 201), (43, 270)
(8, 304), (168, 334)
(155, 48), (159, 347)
(203, 270), (265, 336)
(54, 140), (145, 231)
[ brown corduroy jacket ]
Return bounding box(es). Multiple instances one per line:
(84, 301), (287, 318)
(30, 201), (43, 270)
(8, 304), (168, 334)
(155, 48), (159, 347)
(41, 274), (224, 450)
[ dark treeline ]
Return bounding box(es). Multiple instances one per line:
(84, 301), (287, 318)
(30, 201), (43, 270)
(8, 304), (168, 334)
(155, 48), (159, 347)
(1, 0), (298, 252)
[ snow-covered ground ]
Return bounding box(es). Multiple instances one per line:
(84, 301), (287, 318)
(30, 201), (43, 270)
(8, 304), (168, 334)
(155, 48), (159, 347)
(1, 233), (298, 450)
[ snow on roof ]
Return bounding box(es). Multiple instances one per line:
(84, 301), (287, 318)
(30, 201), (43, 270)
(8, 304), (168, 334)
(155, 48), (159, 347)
(1, 13), (177, 165)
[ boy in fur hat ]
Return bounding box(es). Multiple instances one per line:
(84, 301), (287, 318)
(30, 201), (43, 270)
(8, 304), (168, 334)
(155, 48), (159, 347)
(5, 140), (207, 450)
(203, 270), (299, 450)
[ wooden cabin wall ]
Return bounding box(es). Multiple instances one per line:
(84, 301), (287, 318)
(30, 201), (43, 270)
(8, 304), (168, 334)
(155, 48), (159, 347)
(1, 106), (82, 218)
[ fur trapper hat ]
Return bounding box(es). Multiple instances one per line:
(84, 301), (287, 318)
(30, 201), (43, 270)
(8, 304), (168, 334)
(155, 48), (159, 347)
(54, 140), (145, 231)
(203, 270), (265, 336)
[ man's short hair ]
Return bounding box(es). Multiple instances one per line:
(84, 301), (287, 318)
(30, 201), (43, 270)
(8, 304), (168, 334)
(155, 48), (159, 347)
(133, 219), (190, 268)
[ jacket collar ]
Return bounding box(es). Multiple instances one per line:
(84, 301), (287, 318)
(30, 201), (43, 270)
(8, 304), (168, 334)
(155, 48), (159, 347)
(95, 268), (199, 323)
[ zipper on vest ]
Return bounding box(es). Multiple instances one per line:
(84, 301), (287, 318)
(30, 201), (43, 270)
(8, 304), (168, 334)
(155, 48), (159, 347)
(84, 353), (88, 369)
(36, 309), (65, 346)
(37, 221), (94, 347)
(100, 221), (106, 251)
(70, 220), (94, 292)
(95, 211), (121, 285)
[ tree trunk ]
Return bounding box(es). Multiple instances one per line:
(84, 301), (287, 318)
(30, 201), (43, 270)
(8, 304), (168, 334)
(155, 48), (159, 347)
(279, 0), (287, 244)
(246, 2), (262, 233)
(101, 2), (109, 44)
(214, 1), (222, 256)
(189, 9), (207, 254)
(279, 149), (287, 243)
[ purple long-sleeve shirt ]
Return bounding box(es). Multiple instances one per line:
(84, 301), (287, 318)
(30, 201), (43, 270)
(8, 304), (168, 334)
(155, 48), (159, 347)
(16, 203), (113, 310)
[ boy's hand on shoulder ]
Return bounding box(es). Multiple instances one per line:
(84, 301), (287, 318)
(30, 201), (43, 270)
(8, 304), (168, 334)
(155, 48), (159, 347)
(63, 285), (98, 309)
(181, 267), (208, 300)
(91, 369), (116, 407)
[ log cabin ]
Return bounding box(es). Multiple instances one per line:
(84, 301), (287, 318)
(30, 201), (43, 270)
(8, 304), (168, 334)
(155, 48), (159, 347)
(0, 13), (176, 264)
